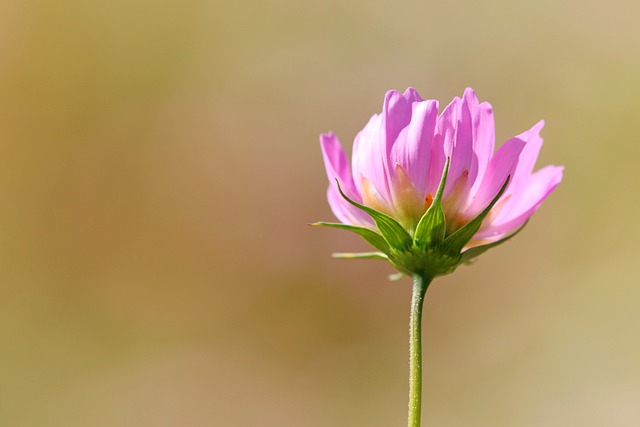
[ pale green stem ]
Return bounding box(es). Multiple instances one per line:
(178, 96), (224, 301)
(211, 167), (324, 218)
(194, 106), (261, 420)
(408, 274), (432, 427)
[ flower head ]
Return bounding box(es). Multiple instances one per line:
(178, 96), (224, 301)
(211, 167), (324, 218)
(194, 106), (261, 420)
(315, 88), (563, 278)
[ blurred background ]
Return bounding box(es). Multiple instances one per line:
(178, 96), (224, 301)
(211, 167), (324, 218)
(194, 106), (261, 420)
(0, 0), (639, 425)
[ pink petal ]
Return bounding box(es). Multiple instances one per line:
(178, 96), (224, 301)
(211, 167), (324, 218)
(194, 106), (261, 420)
(320, 132), (373, 227)
(446, 91), (476, 196)
(467, 137), (527, 216)
(427, 97), (458, 195)
(389, 99), (439, 198)
(326, 186), (375, 228)
(402, 87), (424, 103)
(352, 88), (429, 207)
(497, 164), (564, 223)
(320, 132), (353, 188)
(515, 120), (545, 176)
(505, 121), (545, 196)
(383, 89), (417, 147)
(475, 165), (563, 240)
(463, 88), (495, 195)
(351, 113), (393, 205)
(493, 121), (546, 218)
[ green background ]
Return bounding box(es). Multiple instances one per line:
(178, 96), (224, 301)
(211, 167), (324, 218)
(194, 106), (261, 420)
(1, 0), (638, 425)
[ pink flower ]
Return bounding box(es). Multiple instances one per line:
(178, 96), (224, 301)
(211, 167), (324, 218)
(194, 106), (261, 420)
(317, 89), (563, 423)
(320, 88), (563, 251)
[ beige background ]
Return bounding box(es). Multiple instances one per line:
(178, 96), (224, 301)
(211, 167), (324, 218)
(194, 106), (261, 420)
(1, 0), (639, 425)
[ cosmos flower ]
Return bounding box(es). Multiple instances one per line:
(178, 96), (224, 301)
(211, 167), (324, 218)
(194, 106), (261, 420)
(316, 88), (563, 277)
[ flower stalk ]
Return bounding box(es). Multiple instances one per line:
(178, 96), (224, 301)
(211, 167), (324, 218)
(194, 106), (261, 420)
(408, 274), (431, 427)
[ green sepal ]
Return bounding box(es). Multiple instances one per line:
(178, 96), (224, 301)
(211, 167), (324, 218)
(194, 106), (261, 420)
(332, 252), (388, 260)
(335, 180), (413, 251)
(460, 221), (528, 263)
(310, 222), (390, 254)
(414, 158), (450, 248)
(442, 176), (511, 256)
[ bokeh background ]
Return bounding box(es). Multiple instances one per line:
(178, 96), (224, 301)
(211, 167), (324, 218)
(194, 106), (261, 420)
(1, 0), (639, 425)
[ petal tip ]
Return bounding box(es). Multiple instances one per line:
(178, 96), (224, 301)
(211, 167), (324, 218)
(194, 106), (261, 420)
(463, 87), (478, 98)
(319, 131), (336, 143)
(534, 120), (545, 132)
(403, 87), (424, 102)
(550, 165), (565, 183)
(384, 89), (402, 102)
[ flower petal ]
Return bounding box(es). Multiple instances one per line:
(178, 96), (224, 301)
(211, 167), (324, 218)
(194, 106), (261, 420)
(492, 120), (546, 218)
(427, 97), (456, 195)
(320, 132), (353, 188)
(383, 89), (416, 147)
(505, 120), (545, 191)
(320, 132), (373, 227)
(389, 99), (438, 197)
(514, 120), (545, 176)
(351, 113), (393, 205)
(463, 88), (495, 195)
(436, 97), (460, 190)
(476, 165), (563, 240)
(402, 87), (424, 103)
(446, 92), (475, 196)
(327, 186), (375, 227)
(499, 164), (563, 223)
(467, 137), (526, 216)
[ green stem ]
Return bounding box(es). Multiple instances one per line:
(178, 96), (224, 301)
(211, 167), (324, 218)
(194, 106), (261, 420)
(408, 274), (432, 427)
